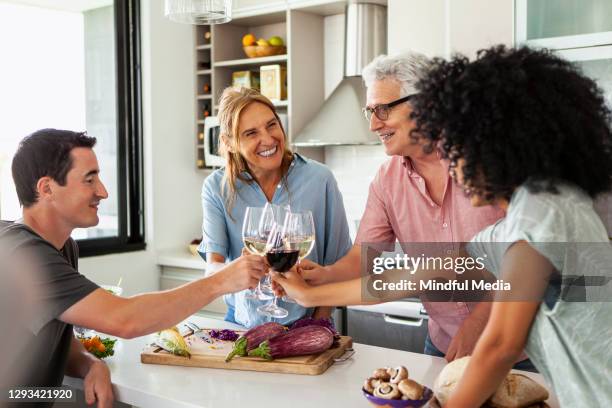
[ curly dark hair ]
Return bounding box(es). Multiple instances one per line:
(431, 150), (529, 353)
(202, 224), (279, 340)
(410, 45), (612, 201)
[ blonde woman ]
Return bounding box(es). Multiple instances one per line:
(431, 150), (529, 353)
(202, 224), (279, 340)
(197, 87), (351, 328)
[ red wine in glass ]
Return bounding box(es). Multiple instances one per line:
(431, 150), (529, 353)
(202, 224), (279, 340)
(266, 249), (300, 272)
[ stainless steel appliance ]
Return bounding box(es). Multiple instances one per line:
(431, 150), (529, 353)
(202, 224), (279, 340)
(292, 2), (387, 147)
(346, 299), (429, 353)
(203, 116), (224, 167)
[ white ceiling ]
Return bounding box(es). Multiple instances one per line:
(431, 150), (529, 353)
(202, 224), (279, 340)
(2, 0), (113, 12)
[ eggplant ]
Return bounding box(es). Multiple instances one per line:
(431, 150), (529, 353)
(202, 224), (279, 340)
(247, 325), (334, 360)
(225, 322), (286, 362)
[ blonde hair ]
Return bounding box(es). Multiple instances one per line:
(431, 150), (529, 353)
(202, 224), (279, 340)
(217, 86), (293, 212)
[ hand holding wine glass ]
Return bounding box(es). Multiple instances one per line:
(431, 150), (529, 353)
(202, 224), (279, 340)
(256, 218), (300, 318)
(217, 254), (267, 293)
(282, 210), (315, 303)
(241, 206), (276, 300)
(269, 268), (314, 307)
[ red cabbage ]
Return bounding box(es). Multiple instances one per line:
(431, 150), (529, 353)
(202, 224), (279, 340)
(210, 329), (239, 341)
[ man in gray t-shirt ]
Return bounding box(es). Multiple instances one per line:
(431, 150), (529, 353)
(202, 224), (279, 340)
(1, 221), (98, 391)
(4, 129), (269, 407)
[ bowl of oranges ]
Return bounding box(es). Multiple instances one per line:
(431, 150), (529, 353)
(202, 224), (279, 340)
(242, 33), (286, 58)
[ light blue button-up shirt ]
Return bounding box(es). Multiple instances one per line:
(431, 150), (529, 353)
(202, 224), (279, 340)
(198, 153), (352, 328)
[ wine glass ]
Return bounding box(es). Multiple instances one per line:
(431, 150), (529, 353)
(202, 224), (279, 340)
(282, 210), (315, 303)
(257, 215), (300, 318)
(242, 206), (275, 300)
(257, 203), (290, 296)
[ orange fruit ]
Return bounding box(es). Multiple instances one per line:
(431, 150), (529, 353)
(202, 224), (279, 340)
(242, 33), (256, 47)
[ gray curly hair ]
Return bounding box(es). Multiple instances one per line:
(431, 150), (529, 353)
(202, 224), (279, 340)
(361, 52), (431, 97)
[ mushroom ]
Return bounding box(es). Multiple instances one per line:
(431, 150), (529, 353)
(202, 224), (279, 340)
(363, 377), (380, 394)
(372, 367), (391, 381)
(373, 382), (402, 400)
(388, 366), (409, 384)
(398, 378), (424, 400)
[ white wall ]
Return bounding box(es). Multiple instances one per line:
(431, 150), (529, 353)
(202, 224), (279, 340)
(388, 0), (514, 58)
(388, 0), (447, 57)
(319, 13), (387, 238)
(80, 0), (207, 294)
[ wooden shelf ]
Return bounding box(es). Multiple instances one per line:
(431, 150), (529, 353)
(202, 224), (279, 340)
(192, 5), (326, 168)
(213, 54), (287, 68)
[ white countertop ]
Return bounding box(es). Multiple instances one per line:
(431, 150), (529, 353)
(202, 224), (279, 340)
(157, 248), (207, 270)
(64, 316), (559, 408)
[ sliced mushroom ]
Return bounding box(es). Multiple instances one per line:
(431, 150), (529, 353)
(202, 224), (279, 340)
(388, 366), (409, 383)
(398, 378), (424, 400)
(372, 367), (391, 381)
(363, 377), (380, 394)
(373, 382), (402, 400)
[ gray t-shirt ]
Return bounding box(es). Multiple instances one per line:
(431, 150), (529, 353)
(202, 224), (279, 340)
(467, 184), (612, 407)
(0, 221), (99, 393)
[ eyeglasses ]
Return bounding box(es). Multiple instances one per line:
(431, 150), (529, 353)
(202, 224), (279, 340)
(362, 94), (415, 122)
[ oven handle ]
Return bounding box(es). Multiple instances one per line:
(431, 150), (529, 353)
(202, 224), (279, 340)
(383, 314), (424, 327)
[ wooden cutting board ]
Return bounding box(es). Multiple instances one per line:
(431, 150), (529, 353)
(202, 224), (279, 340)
(141, 329), (353, 375)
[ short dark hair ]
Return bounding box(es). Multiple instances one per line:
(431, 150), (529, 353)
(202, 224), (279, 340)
(411, 45), (612, 201)
(12, 129), (97, 207)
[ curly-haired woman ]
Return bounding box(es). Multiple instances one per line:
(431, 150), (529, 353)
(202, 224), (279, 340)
(409, 45), (612, 407)
(272, 45), (612, 406)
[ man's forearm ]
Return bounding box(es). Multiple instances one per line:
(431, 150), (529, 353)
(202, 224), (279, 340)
(325, 246), (363, 283)
(300, 271), (421, 307)
(108, 273), (229, 338)
(469, 299), (492, 325)
(311, 306), (334, 319)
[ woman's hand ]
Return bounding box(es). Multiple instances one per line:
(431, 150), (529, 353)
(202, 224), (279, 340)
(220, 253), (267, 293)
(270, 267), (314, 307)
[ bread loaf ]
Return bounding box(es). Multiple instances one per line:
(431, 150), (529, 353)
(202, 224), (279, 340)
(433, 356), (549, 407)
(489, 374), (549, 408)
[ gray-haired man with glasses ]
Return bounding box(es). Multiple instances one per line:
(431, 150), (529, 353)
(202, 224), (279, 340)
(362, 94), (414, 122)
(297, 52), (533, 370)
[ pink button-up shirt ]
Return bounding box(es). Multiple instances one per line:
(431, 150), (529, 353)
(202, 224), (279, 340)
(355, 156), (505, 353)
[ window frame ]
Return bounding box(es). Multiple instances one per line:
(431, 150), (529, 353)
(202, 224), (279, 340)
(78, 0), (145, 257)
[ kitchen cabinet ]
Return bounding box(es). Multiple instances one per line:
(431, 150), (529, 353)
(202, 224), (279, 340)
(347, 301), (429, 354)
(193, 5), (327, 168)
(516, 0), (612, 49)
(157, 249), (227, 319)
(193, 0), (384, 168)
(233, 0), (286, 15)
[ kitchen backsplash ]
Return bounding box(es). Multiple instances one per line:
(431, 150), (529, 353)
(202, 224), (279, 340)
(324, 145), (388, 240)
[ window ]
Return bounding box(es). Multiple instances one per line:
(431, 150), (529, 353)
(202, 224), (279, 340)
(0, 0), (144, 256)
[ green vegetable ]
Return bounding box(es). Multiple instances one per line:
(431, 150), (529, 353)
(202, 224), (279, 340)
(79, 336), (117, 359)
(93, 338), (117, 359)
(156, 328), (191, 357)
